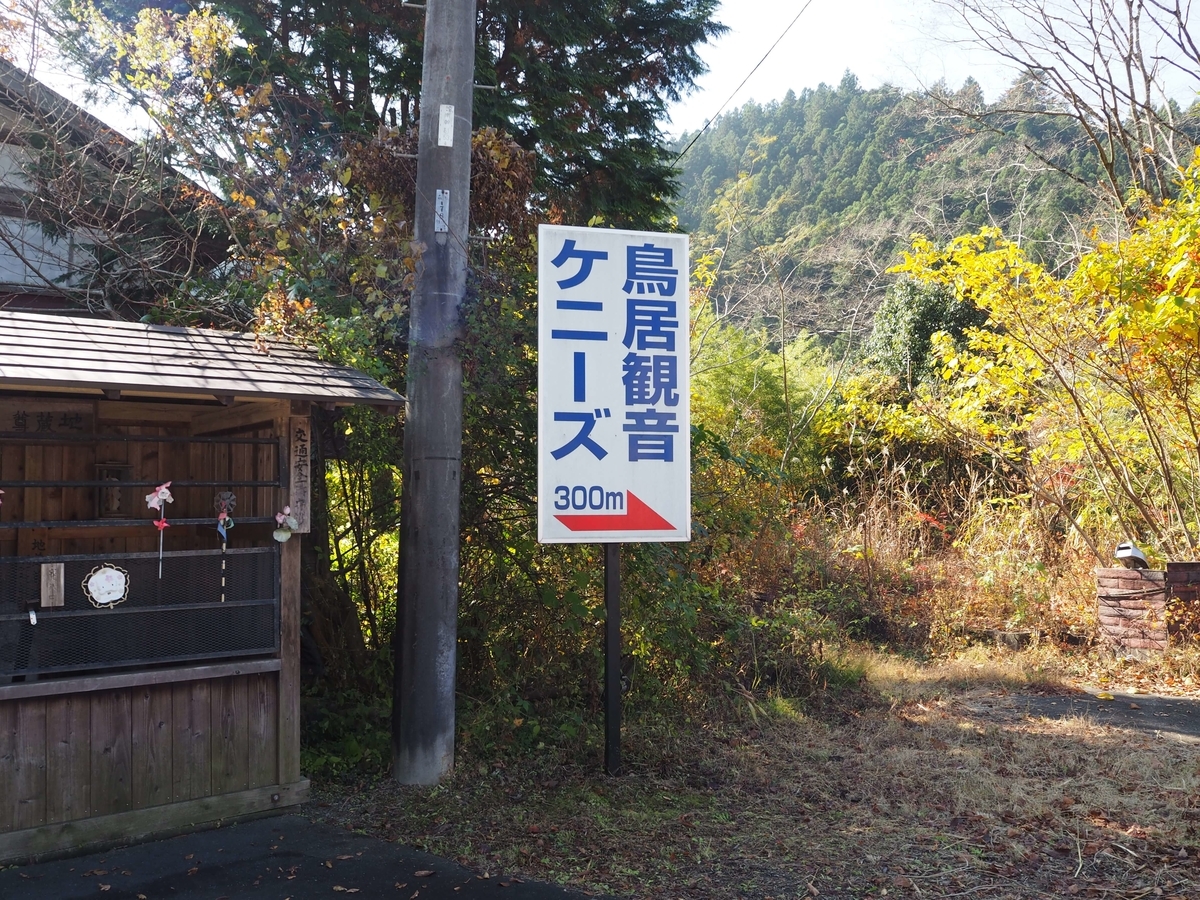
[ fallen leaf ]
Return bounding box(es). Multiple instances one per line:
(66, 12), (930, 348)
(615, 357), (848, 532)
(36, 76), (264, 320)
(99, 886), (111, 893)
(394, 883), (407, 890)
(1097, 692), (1115, 701)
(138, 895), (147, 900)
(184, 854), (194, 860)
(324, 860), (334, 868)
(337, 854), (355, 860)
(414, 869), (435, 877)
(808, 884), (819, 897)
(1130, 702), (1141, 709)
(83, 869), (108, 877)
(187, 867), (199, 876)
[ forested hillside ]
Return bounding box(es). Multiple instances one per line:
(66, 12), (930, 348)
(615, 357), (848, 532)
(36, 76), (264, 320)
(672, 72), (1167, 336)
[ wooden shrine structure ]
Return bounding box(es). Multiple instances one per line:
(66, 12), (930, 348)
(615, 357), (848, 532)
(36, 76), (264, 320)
(0, 309), (402, 862)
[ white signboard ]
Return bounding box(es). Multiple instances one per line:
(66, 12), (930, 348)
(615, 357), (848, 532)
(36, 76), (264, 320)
(538, 224), (690, 543)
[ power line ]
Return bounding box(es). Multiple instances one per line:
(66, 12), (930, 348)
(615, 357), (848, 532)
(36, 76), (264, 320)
(674, 0), (815, 164)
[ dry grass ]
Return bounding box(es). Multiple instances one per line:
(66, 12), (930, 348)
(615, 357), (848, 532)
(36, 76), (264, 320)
(310, 648), (1200, 899)
(850, 644), (1071, 701)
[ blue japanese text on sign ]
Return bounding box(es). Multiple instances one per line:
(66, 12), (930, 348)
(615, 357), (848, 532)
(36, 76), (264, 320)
(537, 225), (690, 543)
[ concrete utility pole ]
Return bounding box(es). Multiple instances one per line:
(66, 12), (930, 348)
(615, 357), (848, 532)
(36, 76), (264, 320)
(393, 0), (476, 785)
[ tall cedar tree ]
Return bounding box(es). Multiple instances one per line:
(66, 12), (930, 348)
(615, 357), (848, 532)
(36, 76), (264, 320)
(106, 0), (725, 228)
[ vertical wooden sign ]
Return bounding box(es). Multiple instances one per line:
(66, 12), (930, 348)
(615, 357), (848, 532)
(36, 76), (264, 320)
(288, 417), (312, 534)
(40, 562), (65, 607)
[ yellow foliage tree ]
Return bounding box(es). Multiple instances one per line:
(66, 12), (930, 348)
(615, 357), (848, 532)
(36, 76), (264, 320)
(895, 153), (1200, 560)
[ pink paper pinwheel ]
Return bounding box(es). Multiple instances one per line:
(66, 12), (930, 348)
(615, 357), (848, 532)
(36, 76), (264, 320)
(146, 481), (174, 577)
(145, 481), (173, 511)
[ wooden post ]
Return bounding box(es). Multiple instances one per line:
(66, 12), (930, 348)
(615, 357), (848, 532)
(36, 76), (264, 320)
(393, 0), (476, 785)
(278, 535), (301, 785)
(278, 411), (302, 785)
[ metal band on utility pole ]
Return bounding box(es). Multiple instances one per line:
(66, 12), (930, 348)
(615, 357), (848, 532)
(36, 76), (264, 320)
(393, 0), (476, 785)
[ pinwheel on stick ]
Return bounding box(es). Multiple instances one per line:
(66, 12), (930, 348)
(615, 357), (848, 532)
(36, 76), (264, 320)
(145, 481), (173, 578)
(214, 492), (237, 603)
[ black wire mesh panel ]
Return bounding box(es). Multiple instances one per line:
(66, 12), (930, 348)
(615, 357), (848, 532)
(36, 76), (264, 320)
(0, 548), (279, 677)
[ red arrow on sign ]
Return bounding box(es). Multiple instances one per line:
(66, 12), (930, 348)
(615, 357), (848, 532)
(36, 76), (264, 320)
(555, 491), (675, 532)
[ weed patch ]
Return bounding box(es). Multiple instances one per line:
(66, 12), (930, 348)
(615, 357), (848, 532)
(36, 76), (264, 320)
(309, 647), (1200, 898)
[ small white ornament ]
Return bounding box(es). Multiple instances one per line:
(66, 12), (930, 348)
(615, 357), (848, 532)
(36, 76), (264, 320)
(83, 565), (130, 608)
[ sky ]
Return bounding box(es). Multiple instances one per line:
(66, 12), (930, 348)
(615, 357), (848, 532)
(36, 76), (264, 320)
(26, 0), (1020, 144)
(662, 0), (1023, 139)
(21, 0), (1197, 144)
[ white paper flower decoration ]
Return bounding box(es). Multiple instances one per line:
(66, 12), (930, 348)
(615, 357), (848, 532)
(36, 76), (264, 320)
(83, 565), (130, 608)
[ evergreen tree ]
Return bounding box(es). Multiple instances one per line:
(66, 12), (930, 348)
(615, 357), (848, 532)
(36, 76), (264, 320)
(673, 72), (1158, 338)
(60, 0), (724, 228)
(864, 279), (988, 389)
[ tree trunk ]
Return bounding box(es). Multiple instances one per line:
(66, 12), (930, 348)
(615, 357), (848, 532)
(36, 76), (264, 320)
(301, 410), (369, 685)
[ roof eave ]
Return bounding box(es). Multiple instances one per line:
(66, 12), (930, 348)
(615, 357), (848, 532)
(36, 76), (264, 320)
(0, 376), (404, 413)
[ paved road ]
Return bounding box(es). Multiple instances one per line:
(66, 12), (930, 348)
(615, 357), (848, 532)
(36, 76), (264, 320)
(955, 688), (1200, 742)
(0, 815), (598, 900)
(1016, 689), (1200, 741)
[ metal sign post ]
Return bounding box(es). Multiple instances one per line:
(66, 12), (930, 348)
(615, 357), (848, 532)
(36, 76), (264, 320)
(536, 224), (691, 775)
(604, 542), (621, 775)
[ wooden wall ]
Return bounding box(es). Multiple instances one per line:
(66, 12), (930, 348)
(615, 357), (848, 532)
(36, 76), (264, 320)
(0, 399), (283, 558)
(0, 670), (280, 833)
(0, 396), (308, 860)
